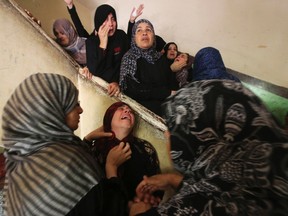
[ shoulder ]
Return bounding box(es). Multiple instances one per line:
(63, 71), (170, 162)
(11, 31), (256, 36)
(115, 29), (128, 39)
(117, 29), (127, 35)
(86, 35), (98, 44)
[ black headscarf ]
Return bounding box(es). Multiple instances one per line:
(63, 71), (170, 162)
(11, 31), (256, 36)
(94, 4), (117, 32)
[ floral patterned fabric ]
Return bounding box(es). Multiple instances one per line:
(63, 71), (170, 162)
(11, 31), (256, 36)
(157, 80), (288, 216)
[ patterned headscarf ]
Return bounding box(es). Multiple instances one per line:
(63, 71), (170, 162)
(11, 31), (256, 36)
(2, 73), (102, 216)
(53, 19), (86, 65)
(159, 80), (288, 215)
(119, 19), (161, 90)
(192, 47), (241, 82)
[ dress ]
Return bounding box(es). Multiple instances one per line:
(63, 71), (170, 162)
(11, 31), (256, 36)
(86, 30), (129, 82)
(139, 79), (288, 215)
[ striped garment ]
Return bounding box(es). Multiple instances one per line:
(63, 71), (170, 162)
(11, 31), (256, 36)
(2, 73), (102, 216)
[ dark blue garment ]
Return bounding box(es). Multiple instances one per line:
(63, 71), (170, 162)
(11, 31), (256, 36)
(192, 47), (241, 82)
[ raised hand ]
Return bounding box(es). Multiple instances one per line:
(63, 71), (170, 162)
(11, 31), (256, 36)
(130, 4), (144, 23)
(63, 0), (73, 9)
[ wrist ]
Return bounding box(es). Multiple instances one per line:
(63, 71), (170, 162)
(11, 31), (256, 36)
(67, 4), (73, 9)
(168, 173), (183, 189)
(105, 163), (118, 178)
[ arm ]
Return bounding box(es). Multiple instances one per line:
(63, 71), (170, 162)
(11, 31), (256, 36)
(64, 0), (90, 38)
(127, 4), (144, 43)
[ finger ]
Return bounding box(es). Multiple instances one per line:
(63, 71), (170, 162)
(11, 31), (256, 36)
(102, 132), (113, 137)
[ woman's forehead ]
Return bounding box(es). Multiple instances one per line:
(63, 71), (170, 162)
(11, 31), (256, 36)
(137, 22), (152, 29)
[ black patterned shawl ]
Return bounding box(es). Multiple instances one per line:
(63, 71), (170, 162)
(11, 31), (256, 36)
(158, 80), (288, 215)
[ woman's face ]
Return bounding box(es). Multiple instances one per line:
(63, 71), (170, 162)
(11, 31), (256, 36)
(135, 22), (154, 49)
(174, 53), (188, 64)
(111, 105), (135, 132)
(104, 13), (117, 37)
(54, 29), (69, 47)
(167, 44), (178, 60)
(65, 102), (83, 131)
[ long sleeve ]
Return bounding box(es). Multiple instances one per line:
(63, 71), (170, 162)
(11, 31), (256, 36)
(127, 21), (134, 46)
(67, 5), (90, 38)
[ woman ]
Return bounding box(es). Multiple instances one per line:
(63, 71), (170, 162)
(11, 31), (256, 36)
(2, 73), (130, 216)
(192, 47), (241, 82)
(173, 52), (194, 88)
(129, 79), (288, 215)
(53, 18), (87, 66)
(84, 102), (163, 205)
(119, 19), (178, 116)
(163, 42), (178, 62)
(86, 4), (129, 96)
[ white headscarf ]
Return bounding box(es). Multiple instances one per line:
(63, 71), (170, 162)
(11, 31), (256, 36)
(53, 19), (87, 65)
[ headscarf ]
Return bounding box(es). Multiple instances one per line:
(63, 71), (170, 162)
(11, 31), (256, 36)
(159, 80), (288, 215)
(163, 42), (178, 57)
(94, 4), (117, 32)
(192, 47), (241, 82)
(93, 102), (134, 176)
(2, 73), (102, 216)
(119, 19), (162, 91)
(175, 53), (194, 87)
(53, 19), (86, 65)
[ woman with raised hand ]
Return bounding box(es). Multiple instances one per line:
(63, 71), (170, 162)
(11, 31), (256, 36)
(119, 19), (179, 116)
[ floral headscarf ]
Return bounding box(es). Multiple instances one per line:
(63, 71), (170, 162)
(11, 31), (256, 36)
(158, 79), (288, 215)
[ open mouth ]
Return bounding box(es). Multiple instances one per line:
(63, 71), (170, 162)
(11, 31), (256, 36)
(121, 115), (130, 120)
